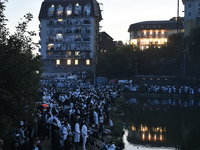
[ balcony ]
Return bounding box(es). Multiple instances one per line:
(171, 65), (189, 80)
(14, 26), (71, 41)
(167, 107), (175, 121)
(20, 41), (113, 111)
(47, 21), (54, 26)
(82, 36), (91, 42)
(74, 29), (82, 33)
(83, 20), (91, 25)
(65, 29), (72, 34)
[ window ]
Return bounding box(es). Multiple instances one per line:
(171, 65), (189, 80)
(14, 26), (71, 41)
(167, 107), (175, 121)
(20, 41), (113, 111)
(56, 59), (60, 65)
(75, 60), (78, 65)
(188, 4), (191, 8)
(86, 59), (90, 65)
(57, 5), (63, 17)
(48, 5), (55, 17)
(75, 51), (81, 56)
(66, 4), (72, 17)
(189, 12), (191, 16)
(199, 3), (200, 7)
(48, 44), (54, 50)
(84, 3), (91, 16)
(75, 3), (82, 16)
(76, 3), (80, 7)
(67, 59), (71, 65)
(56, 34), (63, 41)
(66, 10), (72, 17)
(66, 51), (71, 57)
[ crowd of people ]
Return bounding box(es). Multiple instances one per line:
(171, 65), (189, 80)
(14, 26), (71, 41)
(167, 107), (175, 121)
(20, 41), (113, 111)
(4, 74), (125, 150)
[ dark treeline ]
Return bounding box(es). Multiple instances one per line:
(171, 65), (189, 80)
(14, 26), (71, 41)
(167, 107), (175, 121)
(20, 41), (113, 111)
(97, 28), (200, 80)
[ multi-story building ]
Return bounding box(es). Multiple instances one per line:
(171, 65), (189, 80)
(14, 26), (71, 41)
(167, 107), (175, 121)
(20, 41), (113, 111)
(99, 32), (114, 53)
(128, 19), (184, 50)
(39, 0), (102, 76)
(182, 0), (200, 36)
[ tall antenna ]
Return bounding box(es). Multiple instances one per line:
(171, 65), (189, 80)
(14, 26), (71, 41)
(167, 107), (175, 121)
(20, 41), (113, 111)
(177, 0), (180, 33)
(177, 0), (179, 18)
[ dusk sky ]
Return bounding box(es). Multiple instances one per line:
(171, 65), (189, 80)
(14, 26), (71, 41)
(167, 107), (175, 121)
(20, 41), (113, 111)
(5, 0), (184, 47)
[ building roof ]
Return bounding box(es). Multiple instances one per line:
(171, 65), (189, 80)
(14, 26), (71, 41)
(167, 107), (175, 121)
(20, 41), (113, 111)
(39, 0), (102, 20)
(100, 32), (114, 40)
(128, 20), (184, 32)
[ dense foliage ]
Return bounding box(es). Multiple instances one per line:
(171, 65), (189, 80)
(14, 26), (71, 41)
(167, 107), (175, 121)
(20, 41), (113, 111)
(96, 33), (183, 79)
(0, 1), (42, 140)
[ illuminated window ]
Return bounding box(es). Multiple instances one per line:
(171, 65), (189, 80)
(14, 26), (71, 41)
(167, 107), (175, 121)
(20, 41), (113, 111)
(57, 19), (63, 24)
(66, 4), (72, 17)
(146, 46), (149, 49)
(104, 50), (107, 53)
(75, 51), (81, 56)
(101, 50), (103, 53)
(48, 44), (54, 50)
(76, 3), (80, 7)
(75, 60), (78, 65)
(56, 59), (60, 65)
(86, 59), (90, 65)
(150, 78), (153, 80)
(66, 51), (71, 57)
(67, 59), (71, 65)
(56, 34), (63, 41)
(67, 10), (72, 16)
(57, 5), (63, 17)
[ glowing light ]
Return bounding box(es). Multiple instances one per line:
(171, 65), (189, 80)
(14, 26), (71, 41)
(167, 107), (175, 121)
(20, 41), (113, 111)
(154, 134), (157, 141)
(86, 59), (90, 65)
(56, 59), (60, 65)
(132, 126), (136, 131)
(150, 30), (152, 34)
(142, 133), (145, 141)
(148, 133), (151, 141)
(144, 30), (146, 34)
(75, 59), (78, 65)
(67, 59), (71, 65)
(160, 134), (163, 141)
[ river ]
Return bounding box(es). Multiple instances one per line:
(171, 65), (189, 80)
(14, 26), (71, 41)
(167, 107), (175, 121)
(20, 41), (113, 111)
(121, 96), (200, 150)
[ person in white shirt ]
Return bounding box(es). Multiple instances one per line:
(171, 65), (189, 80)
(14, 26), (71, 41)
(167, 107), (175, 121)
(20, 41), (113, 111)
(81, 121), (88, 150)
(74, 120), (80, 150)
(60, 121), (68, 147)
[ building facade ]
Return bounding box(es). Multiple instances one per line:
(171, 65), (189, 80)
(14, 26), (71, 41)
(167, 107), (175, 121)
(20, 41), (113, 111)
(39, 0), (102, 75)
(128, 19), (184, 50)
(182, 0), (200, 36)
(99, 32), (114, 53)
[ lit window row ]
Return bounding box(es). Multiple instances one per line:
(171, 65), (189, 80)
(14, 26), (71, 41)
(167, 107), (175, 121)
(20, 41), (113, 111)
(48, 3), (91, 17)
(56, 59), (90, 65)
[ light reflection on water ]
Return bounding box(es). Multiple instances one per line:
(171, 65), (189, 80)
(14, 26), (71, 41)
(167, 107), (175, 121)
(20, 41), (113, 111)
(123, 130), (175, 150)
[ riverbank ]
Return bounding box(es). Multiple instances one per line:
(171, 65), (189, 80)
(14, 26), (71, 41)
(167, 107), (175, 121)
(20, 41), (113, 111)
(123, 91), (199, 99)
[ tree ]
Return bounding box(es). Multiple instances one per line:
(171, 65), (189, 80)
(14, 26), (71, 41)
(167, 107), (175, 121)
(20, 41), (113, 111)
(184, 26), (200, 78)
(0, 1), (42, 140)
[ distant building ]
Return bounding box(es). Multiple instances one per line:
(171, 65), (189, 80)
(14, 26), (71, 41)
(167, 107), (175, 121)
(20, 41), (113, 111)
(39, 0), (102, 76)
(182, 0), (200, 36)
(99, 32), (114, 53)
(128, 19), (184, 50)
